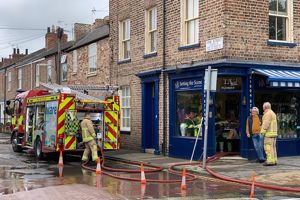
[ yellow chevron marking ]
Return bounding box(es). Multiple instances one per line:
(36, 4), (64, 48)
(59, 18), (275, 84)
(58, 113), (65, 125)
(64, 136), (76, 150)
(104, 143), (113, 149)
(59, 97), (73, 111)
(58, 126), (64, 135)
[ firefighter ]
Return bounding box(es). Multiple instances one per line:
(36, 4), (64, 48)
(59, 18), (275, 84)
(80, 112), (98, 165)
(260, 102), (278, 166)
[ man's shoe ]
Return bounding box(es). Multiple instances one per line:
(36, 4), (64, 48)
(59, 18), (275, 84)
(263, 163), (276, 166)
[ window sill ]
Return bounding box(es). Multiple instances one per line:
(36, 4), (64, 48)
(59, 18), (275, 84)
(267, 40), (297, 47)
(143, 52), (157, 59)
(87, 72), (97, 77)
(117, 58), (131, 65)
(178, 43), (200, 51)
(121, 130), (130, 135)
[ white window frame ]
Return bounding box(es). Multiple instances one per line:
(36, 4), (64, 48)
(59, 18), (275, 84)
(47, 60), (52, 83)
(269, 0), (293, 42)
(7, 71), (11, 91)
(145, 7), (157, 54)
(88, 43), (97, 74)
(61, 55), (67, 82)
(180, 0), (199, 45)
(120, 86), (131, 131)
(72, 50), (78, 74)
(119, 19), (131, 60)
(35, 65), (40, 87)
(17, 68), (22, 89)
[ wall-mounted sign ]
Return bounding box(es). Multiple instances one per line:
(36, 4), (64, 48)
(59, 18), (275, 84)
(217, 77), (242, 91)
(174, 78), (202, 91)
(206, 37), (224, 52)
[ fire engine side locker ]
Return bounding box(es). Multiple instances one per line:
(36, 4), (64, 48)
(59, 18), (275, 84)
(56, 94), (77, 151)
(103, 96), (120, 150)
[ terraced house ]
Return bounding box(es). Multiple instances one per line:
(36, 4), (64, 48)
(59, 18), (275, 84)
(110, 0), (300, 159)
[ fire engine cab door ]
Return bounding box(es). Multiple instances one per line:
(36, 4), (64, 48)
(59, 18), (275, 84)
(104, 111), (119, 150)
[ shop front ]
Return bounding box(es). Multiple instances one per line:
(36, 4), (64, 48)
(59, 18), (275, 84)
(168, 65), (300, 160)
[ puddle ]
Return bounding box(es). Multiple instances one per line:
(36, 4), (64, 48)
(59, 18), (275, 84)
(0, 156), (299, 199)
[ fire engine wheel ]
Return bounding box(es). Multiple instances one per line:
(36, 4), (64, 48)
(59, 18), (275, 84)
(11, 132), (22, 152)
(34, 137), (43, 160)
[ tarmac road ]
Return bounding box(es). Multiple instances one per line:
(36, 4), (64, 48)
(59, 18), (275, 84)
(0, 137), (299, 199)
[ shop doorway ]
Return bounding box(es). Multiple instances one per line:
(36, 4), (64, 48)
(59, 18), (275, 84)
(141, 80), (160, 154)
(215, 93), (241, 153)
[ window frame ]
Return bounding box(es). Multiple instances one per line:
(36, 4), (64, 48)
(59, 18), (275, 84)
(88, 43), (97, 74)
(180, 0), (199, 46)
(7, 71), (11, 91)
(120, 86), (131, 132)
(17, 68), (22, 89)
(72, 50), (78, 74)
(145, 7), (157, 54)
(35, 64), (40, 87)
(268, 0), (293, 42)
(119, 19), (131, 61)
(47, 60), (52, 83)
(60, 55), (67, 82)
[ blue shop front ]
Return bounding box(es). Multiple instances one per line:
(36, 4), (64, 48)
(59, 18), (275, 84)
(167, 63), (300, 160)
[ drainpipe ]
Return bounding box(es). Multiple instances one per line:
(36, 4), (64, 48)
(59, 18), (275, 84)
(162, 0), (167, 156)
(3, 68), (7, 125)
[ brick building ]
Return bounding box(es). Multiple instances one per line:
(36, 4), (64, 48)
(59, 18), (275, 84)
(110, 0), (300, 159)
(66, 18), (113, 97)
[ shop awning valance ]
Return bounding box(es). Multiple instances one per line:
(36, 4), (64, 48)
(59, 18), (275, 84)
(252, 69), (300, 87)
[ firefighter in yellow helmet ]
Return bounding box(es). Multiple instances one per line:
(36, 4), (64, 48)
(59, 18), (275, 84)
(81, 113), (98, 165)
(260, 102), (278, 166)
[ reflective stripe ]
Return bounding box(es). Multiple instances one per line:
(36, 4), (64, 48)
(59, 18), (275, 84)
(17, 116), (23, 125)
(12, 116), (16, 125)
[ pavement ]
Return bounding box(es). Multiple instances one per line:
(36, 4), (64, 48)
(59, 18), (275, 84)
(105, 149), (300, 188)
(0, 132), (10, 144)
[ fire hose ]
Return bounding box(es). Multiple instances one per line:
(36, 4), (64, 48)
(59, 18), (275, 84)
(81, 149), (300, 192)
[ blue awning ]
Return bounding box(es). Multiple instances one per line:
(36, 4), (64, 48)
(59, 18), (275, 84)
(253, 69), (300, 87)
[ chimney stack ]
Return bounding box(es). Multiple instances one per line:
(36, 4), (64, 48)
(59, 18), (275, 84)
(45, 25), (68, 49)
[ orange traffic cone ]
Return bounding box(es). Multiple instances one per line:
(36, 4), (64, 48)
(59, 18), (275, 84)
(140, 183), (146, 198)
(58, 150), (63, 166)
(96, 157), (102, 174)
(58, 166), (63, 177)
(180, 167), (187, 191)
(249, 173), (256, 198)
(140, 163), (146, 184)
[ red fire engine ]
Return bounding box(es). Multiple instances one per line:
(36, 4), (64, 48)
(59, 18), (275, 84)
(5, 89), (120, 159)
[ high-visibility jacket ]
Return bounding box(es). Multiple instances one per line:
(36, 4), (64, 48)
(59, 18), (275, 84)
(80, 117), (96, 143)
(260, 109), (277, 137)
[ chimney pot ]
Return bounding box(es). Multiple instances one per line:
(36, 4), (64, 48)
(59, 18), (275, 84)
(13, 48), (16, 54)
(47, 27), (50, 33)
(25, 49), (28, 55)
(17, 48), (20, 54)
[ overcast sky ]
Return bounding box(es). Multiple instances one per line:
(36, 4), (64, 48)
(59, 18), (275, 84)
(0, 0), (109, 59)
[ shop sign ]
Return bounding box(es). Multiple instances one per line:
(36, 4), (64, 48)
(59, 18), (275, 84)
(174, 78), (202, 91)
(217, 77), (242, 90)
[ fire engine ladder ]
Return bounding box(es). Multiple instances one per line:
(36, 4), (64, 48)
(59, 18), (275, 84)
(40, 82), (117, 101)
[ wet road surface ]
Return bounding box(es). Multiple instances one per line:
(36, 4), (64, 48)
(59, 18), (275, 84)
(0, 144), (299, 199)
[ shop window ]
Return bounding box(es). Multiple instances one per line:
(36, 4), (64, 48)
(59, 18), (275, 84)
(176, 91), (202, 137)
(269, 0), (293, 42)
(255, 91), (300, 139)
